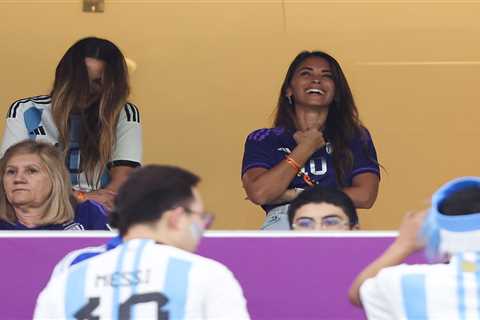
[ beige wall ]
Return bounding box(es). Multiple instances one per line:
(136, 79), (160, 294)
(1, 0), (480, 229)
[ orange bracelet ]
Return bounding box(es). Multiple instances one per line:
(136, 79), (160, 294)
(285, 155), (316, 187)
(74, 190), (87, 202)
(302, 174), (316, 187)
(285, 155), (301, 172)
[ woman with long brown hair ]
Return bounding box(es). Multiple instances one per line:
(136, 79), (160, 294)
(1, 37), (142, 211)
(241, 51), (380, 230)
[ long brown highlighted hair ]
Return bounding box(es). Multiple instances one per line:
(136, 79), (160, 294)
(274, 51), (366, 186)
(50, 37), (130, 187)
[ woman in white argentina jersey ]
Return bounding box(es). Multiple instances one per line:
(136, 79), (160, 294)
(349, 177), (480, 320)
(34, 165), (250, 320)
(1, 37), (142, 211)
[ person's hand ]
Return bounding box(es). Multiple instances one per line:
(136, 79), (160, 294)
(293, 128), (326, 151)
(84, 189), (117, 212)
(393, 210), (429, 254)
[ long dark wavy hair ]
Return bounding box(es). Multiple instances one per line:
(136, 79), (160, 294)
(274, 51), (366, 186)
(50, 37), (130, 188)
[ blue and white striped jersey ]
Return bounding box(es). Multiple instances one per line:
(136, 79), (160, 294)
(1, 95), (142, 191)
(34, 238), (250, 320)
(360, 253), (480, 319)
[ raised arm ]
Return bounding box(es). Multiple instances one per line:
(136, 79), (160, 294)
(348, 211), (427, 306)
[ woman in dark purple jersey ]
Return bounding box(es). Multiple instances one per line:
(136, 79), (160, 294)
(241, 51), (380, 230)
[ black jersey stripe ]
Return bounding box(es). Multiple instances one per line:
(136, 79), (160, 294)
(30, 99), (51, 104)
(130, 104), (137, 122)
(126, 103), (140, 123)
(12, 101), (22, 118)
(132, 104), (140, 123)
(7, 101), (18, 118)
(31, 126), (46, 136)
(124, 104), (132, 122)
(107, 160), (141, 169)
(31, 95), (51, 102)
(7, 96), (51, 118)
(28, 100), (51, 105)
(8, 97), (31, 118)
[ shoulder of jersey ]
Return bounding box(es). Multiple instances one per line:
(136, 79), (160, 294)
(246, 127), (286, 142)
(122, 102), (140, 123)
(53, 244), (109, 275)
(7, 95), (51, 119)
(64, 241), (228, 273)
(350, 126), (373, 145)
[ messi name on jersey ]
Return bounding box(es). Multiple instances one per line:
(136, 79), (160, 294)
(95, 269), (152, 288)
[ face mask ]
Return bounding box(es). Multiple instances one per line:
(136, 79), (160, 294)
(189, 221), (204, 242)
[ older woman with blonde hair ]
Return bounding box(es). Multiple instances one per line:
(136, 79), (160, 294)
(0, 140), (110, 230)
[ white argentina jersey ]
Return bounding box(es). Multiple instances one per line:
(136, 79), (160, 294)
(360, 252), (480, 320)
(34, 239), (250, 320)
(1, 95), (142, 191)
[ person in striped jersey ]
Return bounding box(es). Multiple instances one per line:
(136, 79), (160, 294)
(1, 37), (142, 212)
(349, 177), (480, 319)
(33, 165), (250, 319)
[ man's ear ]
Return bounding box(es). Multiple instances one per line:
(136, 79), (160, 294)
(351, 224), (360, 230)
(166, 207), (184, 230)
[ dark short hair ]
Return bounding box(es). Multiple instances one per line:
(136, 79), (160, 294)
(287, 186), (358, 228)
(110, 165), (200, 236)
(438, 186), (480, 216)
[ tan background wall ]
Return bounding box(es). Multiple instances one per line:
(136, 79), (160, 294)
(1, 0), (480, 230)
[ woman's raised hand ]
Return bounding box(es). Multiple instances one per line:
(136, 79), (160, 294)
(293, 128), (326, 151)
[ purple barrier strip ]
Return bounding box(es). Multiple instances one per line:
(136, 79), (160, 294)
(0, 234), (426, 320)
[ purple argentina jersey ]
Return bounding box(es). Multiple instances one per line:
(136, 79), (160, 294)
(241, 127), (380, 213)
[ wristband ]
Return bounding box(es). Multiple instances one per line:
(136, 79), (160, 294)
(285, 155), (301, 172)
(74, 190), (87, 202)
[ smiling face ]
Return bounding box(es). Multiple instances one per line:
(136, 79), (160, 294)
(3, 153), (52, 210)
(286, 56), (336, 109)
